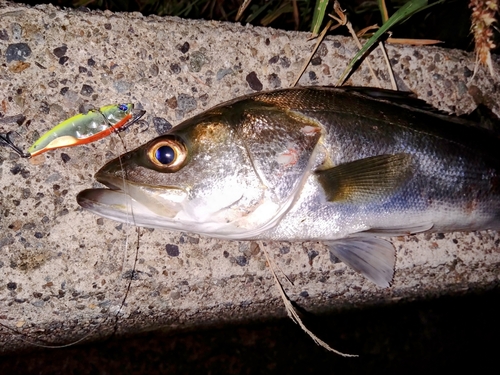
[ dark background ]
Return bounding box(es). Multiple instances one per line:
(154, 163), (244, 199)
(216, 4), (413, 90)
(1, 287), (498, 374)
(12, 0), (498, 52)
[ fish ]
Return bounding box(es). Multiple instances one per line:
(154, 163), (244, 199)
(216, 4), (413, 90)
(77, 87), (500, 288)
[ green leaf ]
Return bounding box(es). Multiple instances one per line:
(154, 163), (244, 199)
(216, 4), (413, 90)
(311, 0), (330, 36)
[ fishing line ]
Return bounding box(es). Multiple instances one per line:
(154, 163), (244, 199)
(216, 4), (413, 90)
(66, 113), (144, 344)
(0, 107), (144, 349)
(108, 126), (142, 340)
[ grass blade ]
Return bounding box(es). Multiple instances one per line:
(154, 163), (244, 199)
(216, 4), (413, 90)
(311, 0), (330, 36)
(336, 0), (430, 86)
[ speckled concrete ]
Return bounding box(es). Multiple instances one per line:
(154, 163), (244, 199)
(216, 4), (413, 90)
(0, 1), (499, 354)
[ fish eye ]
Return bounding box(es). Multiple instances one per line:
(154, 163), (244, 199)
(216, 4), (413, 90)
(155, 145), (175, 164)
(147, 136), (187, 171)
(118, 104), (129, 112)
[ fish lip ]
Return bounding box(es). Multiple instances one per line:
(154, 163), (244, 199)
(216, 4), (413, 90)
(93, 168), (124, 190)
(94, 169), (187, 195)
(76, 188), (112, 210)
(94, 165), (188, 203)
(95, 172), (123, 190)
(94, 157), (133, 191)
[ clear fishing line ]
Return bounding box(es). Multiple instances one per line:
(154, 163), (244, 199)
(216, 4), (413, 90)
(0, 109), (144, 349)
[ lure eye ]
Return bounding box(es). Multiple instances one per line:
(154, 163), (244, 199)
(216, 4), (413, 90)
(118, 104), (129, 112)
(147, 136), (187, 171)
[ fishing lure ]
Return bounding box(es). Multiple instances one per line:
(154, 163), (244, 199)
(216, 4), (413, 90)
(0, 103), (145, 158)
(28, 103), (146, 157)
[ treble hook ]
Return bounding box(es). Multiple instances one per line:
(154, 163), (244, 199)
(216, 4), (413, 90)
(0, 131), (30, 158)
(116, 109), (147, 133)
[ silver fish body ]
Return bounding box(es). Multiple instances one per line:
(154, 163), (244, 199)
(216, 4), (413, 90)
(77, 87), (500, 287)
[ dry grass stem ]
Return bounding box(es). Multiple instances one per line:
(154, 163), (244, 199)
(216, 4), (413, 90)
(378, 41), (398, 90)
(259, 242), (358, 357)
(330, 2), (381, 87)
(386, 37), (442, 45)
(292, 19), (334, 87)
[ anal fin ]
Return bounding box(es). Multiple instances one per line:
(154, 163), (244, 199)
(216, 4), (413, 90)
(327, 236), (395, 288)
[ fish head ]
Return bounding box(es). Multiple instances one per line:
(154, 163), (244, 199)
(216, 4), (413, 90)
(78, 95), (322, 238)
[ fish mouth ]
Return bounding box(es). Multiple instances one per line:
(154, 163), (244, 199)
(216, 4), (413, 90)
(77, 188), (173, 228)
(77, 164), (188, 228)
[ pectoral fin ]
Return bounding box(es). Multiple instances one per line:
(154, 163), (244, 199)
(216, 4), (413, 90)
(316, 153), (412, 203)
(327, 236), (395, 287)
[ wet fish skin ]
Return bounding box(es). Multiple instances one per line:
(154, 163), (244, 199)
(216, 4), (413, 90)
(77, 87), (500, 287)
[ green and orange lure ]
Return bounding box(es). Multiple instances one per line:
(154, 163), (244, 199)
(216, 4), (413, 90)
(0, 103), (145, 158)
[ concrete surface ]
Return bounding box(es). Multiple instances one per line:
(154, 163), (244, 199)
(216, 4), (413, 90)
(0, 1), (499, 354)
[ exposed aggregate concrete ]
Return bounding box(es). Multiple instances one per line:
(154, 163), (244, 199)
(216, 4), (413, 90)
(0, 1), (499, 353)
